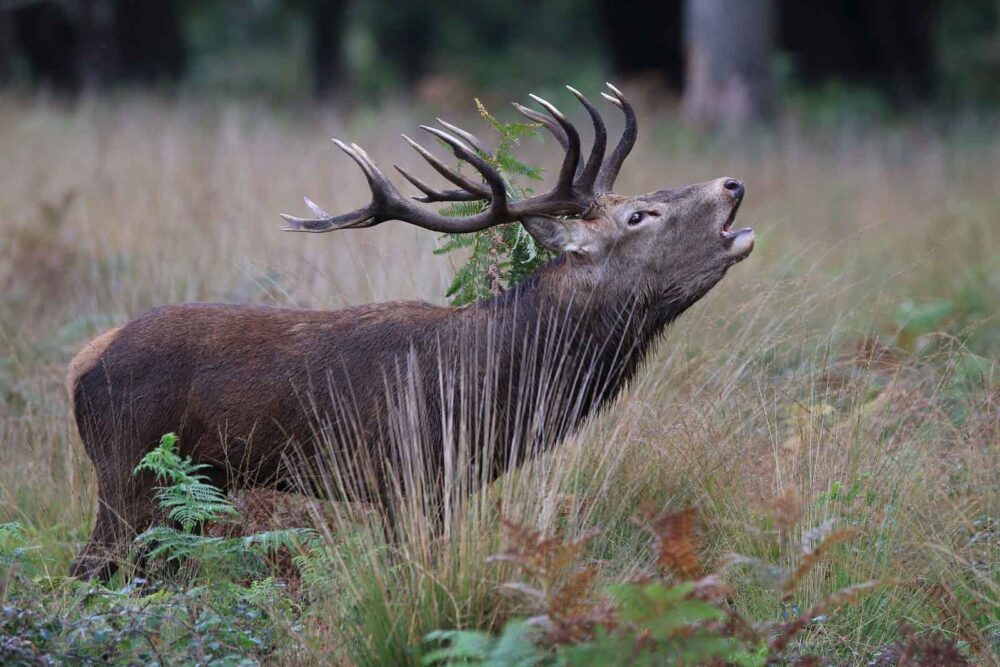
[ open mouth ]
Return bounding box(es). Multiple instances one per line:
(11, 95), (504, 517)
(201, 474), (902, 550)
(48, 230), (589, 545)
(719, 202), (754, 255)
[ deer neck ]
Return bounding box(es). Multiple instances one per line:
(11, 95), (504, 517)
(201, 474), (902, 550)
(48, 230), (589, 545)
(467, 256), (667, 411)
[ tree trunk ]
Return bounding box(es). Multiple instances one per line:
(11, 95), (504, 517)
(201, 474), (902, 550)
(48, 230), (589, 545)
(113, 0), (185, 84)
(10, 2), (81, 93)
(0, 11), (15, 86)
(600, 0), (684, 90)
(77, 0), (119, 89)
(307, 0), (349, 100)
(375, 6), (433, 88)
(682, 0), (775, 129)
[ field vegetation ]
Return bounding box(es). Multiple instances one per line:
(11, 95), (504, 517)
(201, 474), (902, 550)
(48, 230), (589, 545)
(0, 92), (997, 664)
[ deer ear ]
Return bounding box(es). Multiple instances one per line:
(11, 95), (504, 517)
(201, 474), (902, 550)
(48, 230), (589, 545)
(520, 215), (589, 255)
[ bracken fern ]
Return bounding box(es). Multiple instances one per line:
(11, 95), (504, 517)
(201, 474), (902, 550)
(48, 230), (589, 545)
(422, 503), (967, 666)
(133, 433), (320, 577)
(433, 100), (552, 306)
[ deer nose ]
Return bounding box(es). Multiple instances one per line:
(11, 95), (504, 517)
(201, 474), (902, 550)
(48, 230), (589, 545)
(722, 178), (744, 200)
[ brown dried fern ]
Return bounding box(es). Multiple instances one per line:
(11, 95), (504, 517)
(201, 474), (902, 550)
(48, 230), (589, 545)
(491, 519), (611, 643)
(771, 486), (805, 534)
(487, 507), (910, 664)
(870, 623), (973, 666)
(489, 519), (597, 586)
(634, 505), (703, 580)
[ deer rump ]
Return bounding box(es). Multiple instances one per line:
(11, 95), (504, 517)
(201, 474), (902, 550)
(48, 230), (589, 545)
(68, 84), (754, 580)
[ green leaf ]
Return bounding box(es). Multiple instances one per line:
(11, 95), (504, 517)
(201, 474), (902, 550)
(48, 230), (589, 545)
(893, 298), (955, 338)
(423, 628), (494, 664)
(489, 621), (547, 666)
(423, 621), (545, 666)
(556, 627), (637, 666)
(641, 600), (727, 636)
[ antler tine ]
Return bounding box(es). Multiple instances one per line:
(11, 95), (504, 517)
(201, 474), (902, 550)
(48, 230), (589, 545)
(348, 142), (399, 194)
(394, 165), (484, 203)
(528, 93), (580, 197)
(303, 196), (330, 218)
(435, 118), (490, 156)
(336, 139), (408, 207)
(565, 85), (607, 192)
(511, 101), (583, 180)
(279, 207), (376, 232)
(280, 140), (386, 232)
(333, 139), (374, 181)
(419, 125), (509, 210)
(595, 82), (638, 193)
(512, 102), (567, 147)
(283, 128), (516, 234)
(401, 134), (490, 199)
(389, 119), (494, 204)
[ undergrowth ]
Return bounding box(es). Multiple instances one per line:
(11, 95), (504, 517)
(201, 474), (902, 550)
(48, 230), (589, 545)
(0, 434), (987, 664)
(0, 434), (318, 665)
(421, 507), (971, 666)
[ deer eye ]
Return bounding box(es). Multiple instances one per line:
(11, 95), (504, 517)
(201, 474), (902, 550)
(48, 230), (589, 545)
(628, 211), (645, 226)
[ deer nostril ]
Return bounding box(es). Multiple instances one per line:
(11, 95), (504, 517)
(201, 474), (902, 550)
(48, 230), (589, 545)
(723, 178), (744, 199)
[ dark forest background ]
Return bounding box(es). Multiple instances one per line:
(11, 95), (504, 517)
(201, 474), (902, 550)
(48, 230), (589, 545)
(2, 0), (999, 125)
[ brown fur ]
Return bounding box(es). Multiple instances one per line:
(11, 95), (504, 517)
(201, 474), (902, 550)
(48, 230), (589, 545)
(68, 180), (753, 580)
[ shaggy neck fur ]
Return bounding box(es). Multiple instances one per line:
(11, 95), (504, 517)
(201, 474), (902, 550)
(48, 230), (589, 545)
(456, 254), (710, 461)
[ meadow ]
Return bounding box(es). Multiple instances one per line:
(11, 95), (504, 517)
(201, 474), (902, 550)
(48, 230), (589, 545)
(0, 91), (997, 665)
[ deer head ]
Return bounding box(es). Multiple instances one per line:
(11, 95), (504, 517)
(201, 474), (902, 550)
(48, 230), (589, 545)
(281, 83), (754, 309)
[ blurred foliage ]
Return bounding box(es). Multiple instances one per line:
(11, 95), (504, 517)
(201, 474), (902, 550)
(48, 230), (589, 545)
(936, 0), (1000, 104)
(890, 263), (999, 356)
(348, 0), (606, 94)
(2, 0), (999, 107)
(182, 1), (309, 96)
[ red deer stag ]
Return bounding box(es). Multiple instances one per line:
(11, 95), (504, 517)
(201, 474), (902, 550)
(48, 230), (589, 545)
(68, 84), (754, 579)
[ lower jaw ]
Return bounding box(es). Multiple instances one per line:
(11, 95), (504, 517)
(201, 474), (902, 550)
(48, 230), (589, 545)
(722, 229), (755, 258)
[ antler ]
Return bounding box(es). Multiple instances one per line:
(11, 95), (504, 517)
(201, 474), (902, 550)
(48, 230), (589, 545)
(280, 83), (638, 235)
(594, 83), (637, 193)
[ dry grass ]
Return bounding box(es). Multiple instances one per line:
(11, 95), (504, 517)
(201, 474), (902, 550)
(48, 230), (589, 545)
(0, 91), (997, 664)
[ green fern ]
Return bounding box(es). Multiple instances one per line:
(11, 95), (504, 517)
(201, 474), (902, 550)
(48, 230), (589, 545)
(136, 525), (226, 562)
(0, 522), (39, 574)
(134, 432), (235, 532)
(240, 528), (321, 555)
(133, 433), (320, 574)
(424, 582), (760, 667)
(137, 525), (321, 565)
(434, 100), (554, 306)
(423, 621), (546, 666)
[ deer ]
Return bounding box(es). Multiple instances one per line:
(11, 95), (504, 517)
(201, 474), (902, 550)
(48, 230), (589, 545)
(67, 84), (754, 580)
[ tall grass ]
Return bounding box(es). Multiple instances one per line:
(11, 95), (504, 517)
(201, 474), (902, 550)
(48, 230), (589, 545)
(0, 92), (997, 664)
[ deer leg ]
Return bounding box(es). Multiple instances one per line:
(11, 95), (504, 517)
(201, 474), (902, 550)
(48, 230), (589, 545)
(70, 494), (123, 581)
(71, 467), (158, 582)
